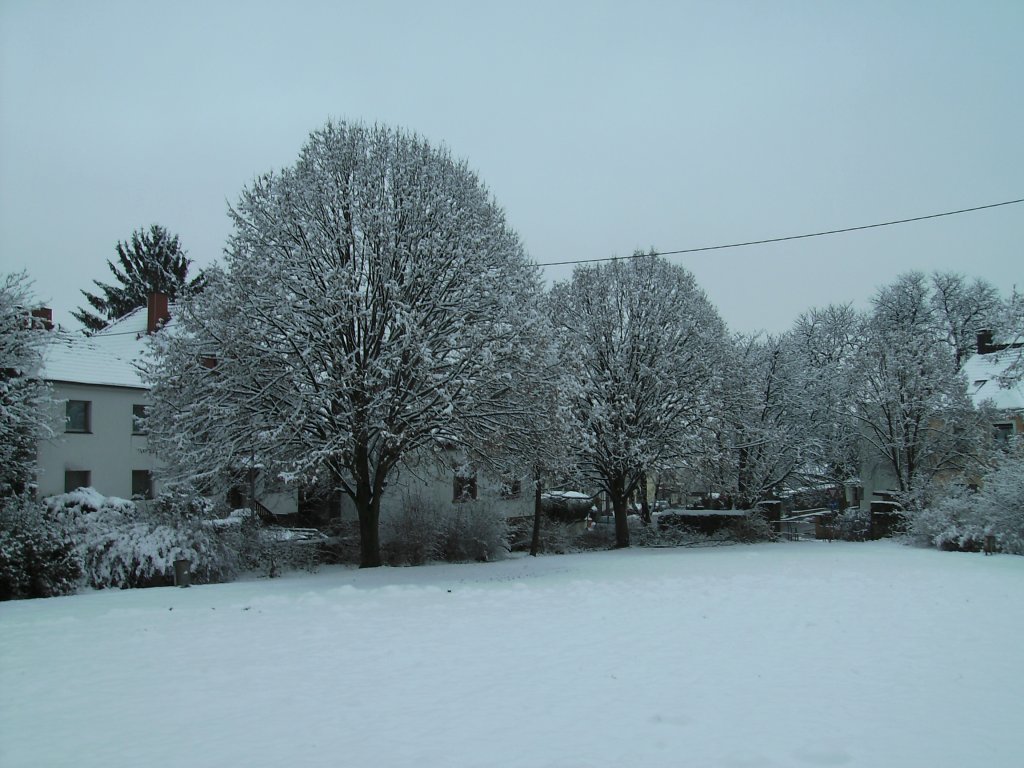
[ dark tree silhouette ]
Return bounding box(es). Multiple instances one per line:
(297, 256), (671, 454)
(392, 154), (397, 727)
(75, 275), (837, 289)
(73, 225), (203, 331)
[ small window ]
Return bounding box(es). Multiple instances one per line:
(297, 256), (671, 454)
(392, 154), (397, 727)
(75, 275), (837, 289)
(994, 423), (1014, 446)
(500, 477), (522, 500)
(132, 470), (154, 500)
(132, 404), (148, 435)
(64, 470), (91, 493)
(65, 400), (91, 433)
(453, 474), (477, 503)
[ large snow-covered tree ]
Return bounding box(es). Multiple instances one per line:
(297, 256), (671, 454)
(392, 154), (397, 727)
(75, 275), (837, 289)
(549, 255), (727, 547)
(929, 271), (1002, 370)
(74, 224), (203, 332)
(146, 121), (543, 567)
(852, 273), (989, 503)
(701, 333), (814, 508)
(0, 272), (53, 496)
(787, 302), (864, 486)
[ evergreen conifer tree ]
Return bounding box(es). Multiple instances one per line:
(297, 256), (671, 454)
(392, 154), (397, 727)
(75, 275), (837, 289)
(73, 225), (203, 331)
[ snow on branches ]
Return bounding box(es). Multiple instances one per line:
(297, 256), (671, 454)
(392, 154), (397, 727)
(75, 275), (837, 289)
(549, 255), (727, 546)
(145, 121), (543, 567)
(0, 272), (53, 496)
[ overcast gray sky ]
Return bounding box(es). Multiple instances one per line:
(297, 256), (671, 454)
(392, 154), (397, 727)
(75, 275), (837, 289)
(2, 0), (1021, 334)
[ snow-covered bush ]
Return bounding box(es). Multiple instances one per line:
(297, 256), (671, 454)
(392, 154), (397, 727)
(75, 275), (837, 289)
(44, 487), (136, 530)
(972, 451), (1024, 555)
(910, 449), (1024, 554)
(381, 494), (443, 566)
(908, 484), (986, 552)
(438, 502), (508, 563)
(381, 495), (509, 566)
(229, 518), (324, 576)
(725, 512), (778, 543)
(44, 488), (237, 589)
(0, 495), (82, 600)
(81, 518), (233, 589)
(835, 506), (871, 541)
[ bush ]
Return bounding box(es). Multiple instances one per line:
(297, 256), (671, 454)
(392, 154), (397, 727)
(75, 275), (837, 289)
(44, 488), (238, 589)
(725, 513), (778, 543)
(910, 450), (1024, 555)
(973, 452), (1024, 555)
(908, 485), (985, 552)
(381, 494), (443, 566)
(81, 519), (234, 588)
(437, 502), (509, 563)
(0, 496), (82, 600)
(835, 507), (871, 541)
(381, 494), (509, 566)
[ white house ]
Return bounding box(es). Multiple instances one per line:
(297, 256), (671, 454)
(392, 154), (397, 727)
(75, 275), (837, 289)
(333, 454), (537, 525)
(962, 330), (1024, 442)
(35, 296), (172, 500)
(34, 293), (296, 516)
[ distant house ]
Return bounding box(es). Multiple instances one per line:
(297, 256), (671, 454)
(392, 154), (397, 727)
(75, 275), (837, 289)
(333, 454), (536, 525)
(962, 330), (1024, 443)
(36, 293), (297, 515)
(35, 295), (172, 500)
(859, 329), (1023, 514)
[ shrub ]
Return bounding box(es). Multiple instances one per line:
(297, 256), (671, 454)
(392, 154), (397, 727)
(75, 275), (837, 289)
(972, 452), (1024, 555)
(725, 513), (778, 543)
(438, 502), (509, 563)
(81, 518), (234, 588)
(381, 494), (509, 566)
(909, 450), (1024, 555)
(0, 496), (82, 600)
(381, 494), (443, 566)
(908, 485), (985, 552)
(44, 488), (238, 589)
(835, 506), (871, 541)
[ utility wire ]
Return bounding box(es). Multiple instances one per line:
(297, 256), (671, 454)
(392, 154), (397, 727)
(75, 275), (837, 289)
(535, 197), (1024, 268)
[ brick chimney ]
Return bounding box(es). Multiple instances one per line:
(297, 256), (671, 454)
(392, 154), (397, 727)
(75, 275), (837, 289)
(976, 329), (996, 355)
(30, 307), (54, 331)
(147, 292), (170, 334)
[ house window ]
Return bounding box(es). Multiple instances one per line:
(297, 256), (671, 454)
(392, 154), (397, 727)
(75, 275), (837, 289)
(65, 400), (91, 433)
(500, 477), (522, 499)
(132, 470), (154, 500)
(994, 423), (1014, 446)
(453, 474), (478, 502)
(64, 470), (91, 493)
(132, 404), (148, 435)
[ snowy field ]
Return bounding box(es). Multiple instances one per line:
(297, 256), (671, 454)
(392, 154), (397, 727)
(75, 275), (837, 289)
(2, 541), (1022, 768)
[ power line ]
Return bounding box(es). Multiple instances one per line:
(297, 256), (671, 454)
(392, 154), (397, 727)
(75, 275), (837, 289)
(535, 197), (1024, 268)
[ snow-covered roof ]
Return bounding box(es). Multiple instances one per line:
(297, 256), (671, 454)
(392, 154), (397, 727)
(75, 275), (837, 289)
(40, 305), (173, 390)
(962, 348), (1024, 412)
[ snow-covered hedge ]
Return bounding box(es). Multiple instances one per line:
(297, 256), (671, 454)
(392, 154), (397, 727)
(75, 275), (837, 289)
(910, 449), (1024, 554)
(0, 495), (82, 600)
(43, 488), (237, 589)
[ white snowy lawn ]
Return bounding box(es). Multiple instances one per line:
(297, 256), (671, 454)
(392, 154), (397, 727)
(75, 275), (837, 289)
(2, 541), (1022, 768)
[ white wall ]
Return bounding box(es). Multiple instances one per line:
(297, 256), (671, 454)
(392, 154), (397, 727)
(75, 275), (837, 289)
(36, 382), (159, 500)
(337, 462), (535, 522)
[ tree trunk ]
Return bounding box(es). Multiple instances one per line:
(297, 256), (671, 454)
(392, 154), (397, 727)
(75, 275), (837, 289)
(353, 463), (382, 568)
(530, 470), (543, 557)
(610, 476), (630, 548)
(357, 498), (382, 568)
(639, 471), (651, 525)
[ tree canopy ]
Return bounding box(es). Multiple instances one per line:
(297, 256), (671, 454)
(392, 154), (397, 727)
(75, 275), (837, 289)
(0, 272), (53, 496)
(146, 121), (543, 567)
(549, 255), (727, 547)
(74, 224), (203, 332)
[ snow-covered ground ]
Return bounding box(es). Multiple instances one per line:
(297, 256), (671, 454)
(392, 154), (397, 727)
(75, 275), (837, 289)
(2, 541), (1021, 768)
